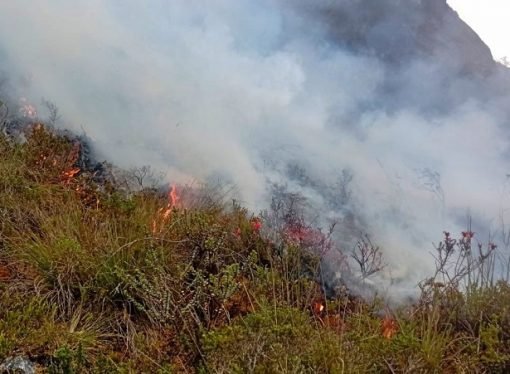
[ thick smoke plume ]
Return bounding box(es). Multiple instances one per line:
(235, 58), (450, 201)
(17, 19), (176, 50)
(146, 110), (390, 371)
(1, 0), (510, 299)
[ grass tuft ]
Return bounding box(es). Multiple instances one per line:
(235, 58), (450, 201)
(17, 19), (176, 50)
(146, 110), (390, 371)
(1, 123), (510, 372)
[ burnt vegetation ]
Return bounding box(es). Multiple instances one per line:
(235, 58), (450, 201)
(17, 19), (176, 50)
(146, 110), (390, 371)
(1, 106), (510, 373)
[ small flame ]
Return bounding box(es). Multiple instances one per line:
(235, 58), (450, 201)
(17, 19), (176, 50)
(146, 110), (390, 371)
(312, 301), (325, 315)
(152, 184), (180, 234)
(170, 184), (179, 207)
(60, 142), (81, 184)
(161, 185), (179, 219)
(61, 167), (81, 184)
(314, 303), (324, 313)
(381, 316), (398, 339)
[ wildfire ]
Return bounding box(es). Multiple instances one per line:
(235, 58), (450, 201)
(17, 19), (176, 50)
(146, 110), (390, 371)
(313, 301), (325, 315)
(170, 184), (179, 207)
(311, 300), (345, 333)
(61, 167), (81, 184)
(19, 97), (37, 118)
(60, 142), (82, 184)
(152, 184), (180, 234)
(381, 315), (398, 339)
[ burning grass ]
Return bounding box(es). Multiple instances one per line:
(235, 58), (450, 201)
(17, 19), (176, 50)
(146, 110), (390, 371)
(1, 124), (510, 372)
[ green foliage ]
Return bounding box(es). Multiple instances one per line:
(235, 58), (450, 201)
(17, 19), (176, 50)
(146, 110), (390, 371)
(1, 125), (510, 372)
(202, 305), (344, 373)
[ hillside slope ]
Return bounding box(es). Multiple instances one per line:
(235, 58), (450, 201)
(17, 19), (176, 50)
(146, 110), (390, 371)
(0, 123), (510, 372)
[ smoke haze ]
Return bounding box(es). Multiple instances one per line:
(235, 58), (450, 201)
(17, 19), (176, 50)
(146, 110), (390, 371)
(2, 0), (510, 298)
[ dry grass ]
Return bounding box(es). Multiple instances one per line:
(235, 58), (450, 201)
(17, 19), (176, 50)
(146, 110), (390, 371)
(1, 124), (510, 373)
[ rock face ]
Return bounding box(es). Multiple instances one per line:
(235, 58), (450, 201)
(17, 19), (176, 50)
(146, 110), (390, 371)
(0, 356), (35, 374)
(294, 0), (493, 71)
(289, 0), (509, 115)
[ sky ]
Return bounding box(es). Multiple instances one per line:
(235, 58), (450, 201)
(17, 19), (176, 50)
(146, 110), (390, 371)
(448, 0), (510, 61)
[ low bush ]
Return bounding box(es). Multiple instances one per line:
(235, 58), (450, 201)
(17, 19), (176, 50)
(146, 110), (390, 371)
(1, 123), (510, 372)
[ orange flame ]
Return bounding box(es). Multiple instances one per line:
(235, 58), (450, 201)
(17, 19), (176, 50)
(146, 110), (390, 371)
(59, 142), (81, 185)
(381, 316), (398, 339)
(313, 302), (325, 315)
(170, 184), (179, 207)
(61, 167), (81, 184)
(152, 184), (180, 234)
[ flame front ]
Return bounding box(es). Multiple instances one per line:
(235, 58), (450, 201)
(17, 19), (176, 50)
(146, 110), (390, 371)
(152, 184), (180, 234)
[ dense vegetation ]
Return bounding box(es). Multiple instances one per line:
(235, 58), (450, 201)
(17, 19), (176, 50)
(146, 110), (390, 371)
(1, 122), (510, 373)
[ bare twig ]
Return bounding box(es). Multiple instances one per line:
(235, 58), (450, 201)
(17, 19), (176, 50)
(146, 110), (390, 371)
(351, 234), (385, 279)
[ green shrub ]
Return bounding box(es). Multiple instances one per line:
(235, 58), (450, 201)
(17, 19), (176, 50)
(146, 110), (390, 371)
(202, 305), (345, 373)
(2, 124), (510, 372)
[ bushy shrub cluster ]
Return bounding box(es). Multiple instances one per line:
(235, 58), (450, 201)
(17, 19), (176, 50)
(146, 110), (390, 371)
(1, 124), (510, 372)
